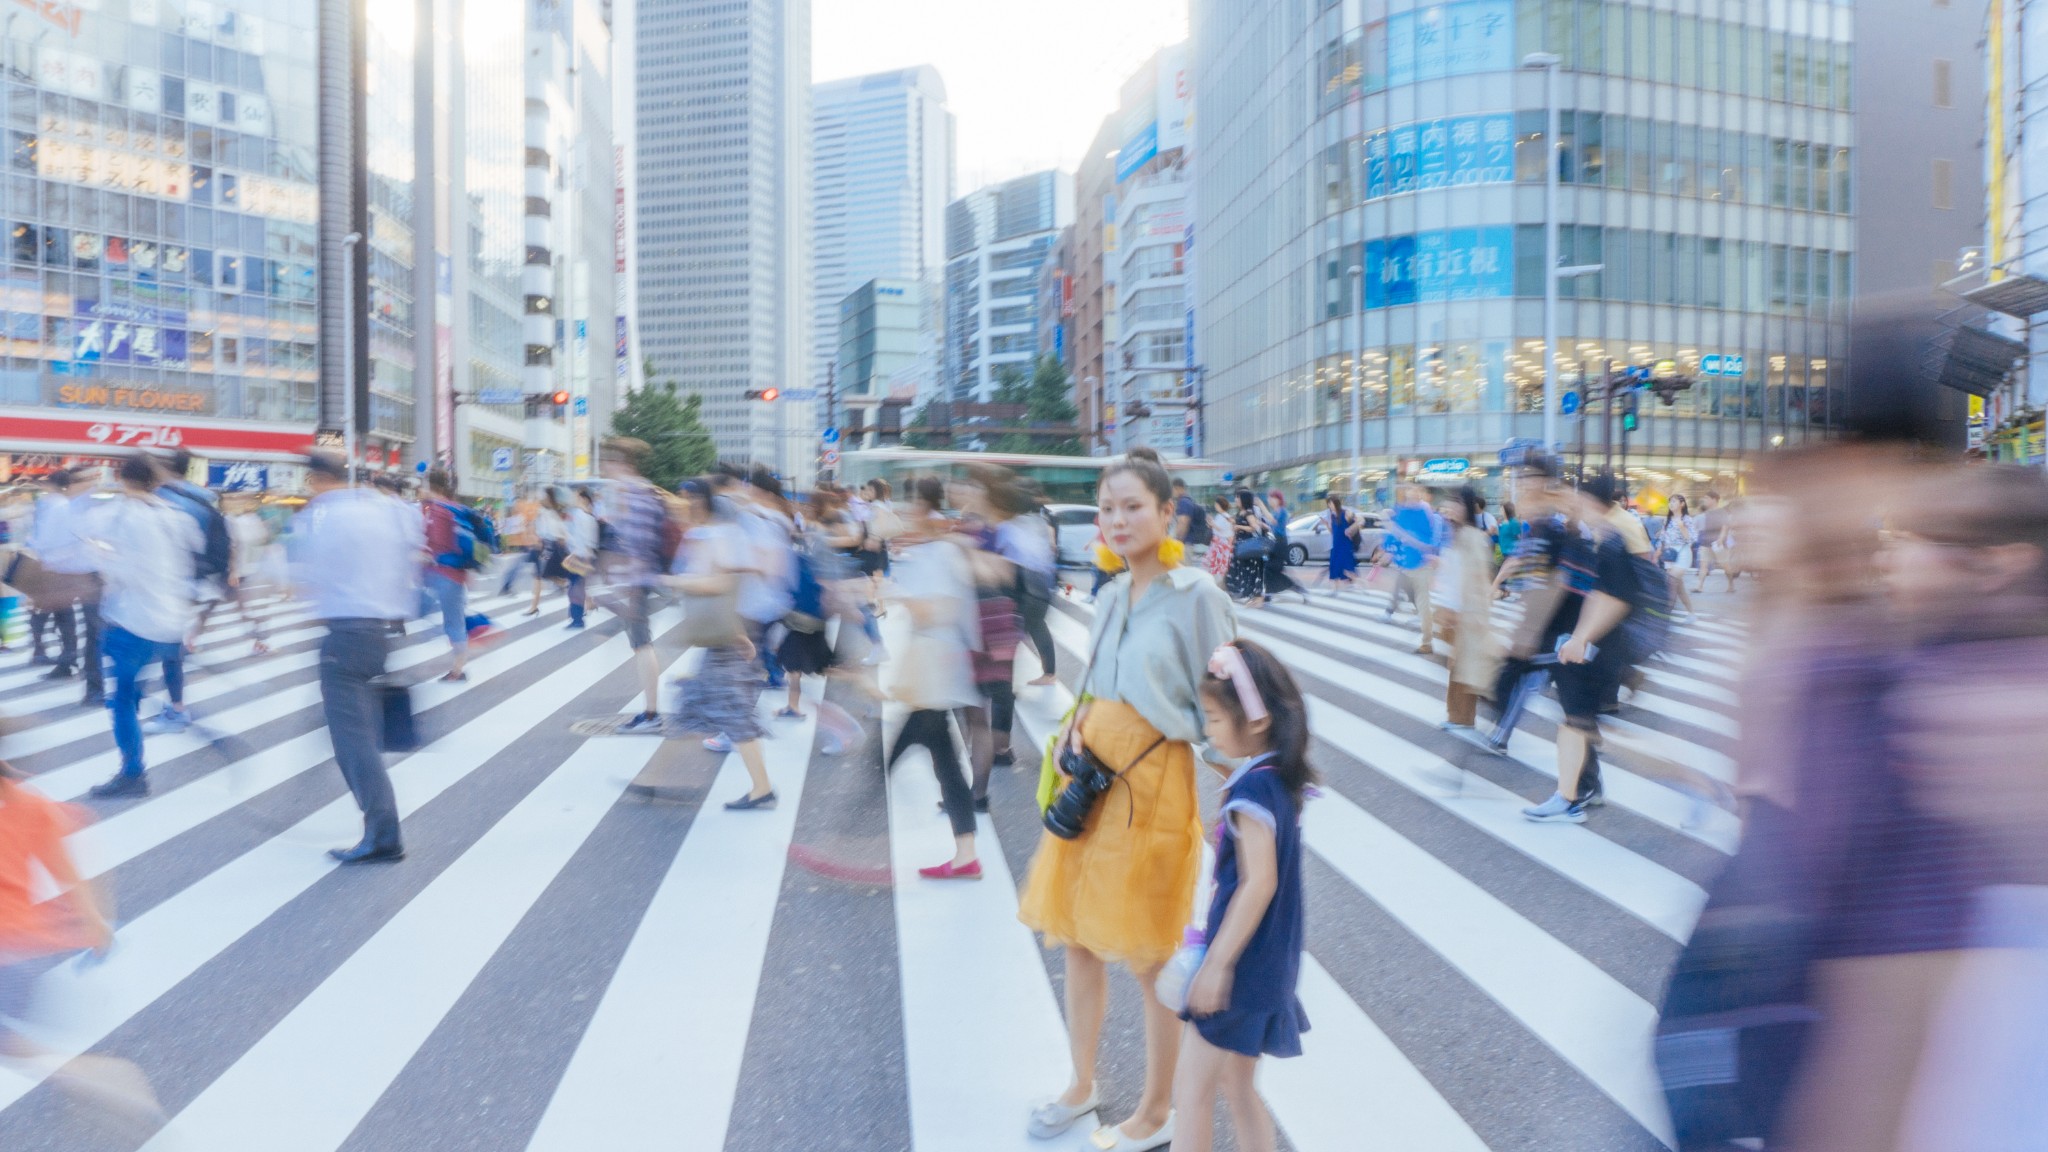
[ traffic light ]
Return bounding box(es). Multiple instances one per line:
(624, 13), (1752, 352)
(1620, 389), (1640, 433)
(550, 390), (570, 406)
(745, 387), (781, 402)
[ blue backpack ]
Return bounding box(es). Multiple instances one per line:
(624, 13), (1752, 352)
(783, 541), (827, 634)
(433, 502), (499, 571)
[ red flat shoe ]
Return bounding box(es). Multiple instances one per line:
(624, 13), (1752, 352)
(918, 859), (982, 881)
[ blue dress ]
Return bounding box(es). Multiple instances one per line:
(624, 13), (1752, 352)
(1186, 758), (1310, 1057)
(1327, 509), (1358, 580)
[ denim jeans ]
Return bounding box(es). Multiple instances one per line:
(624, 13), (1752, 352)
(105, 624), (184, 779)
(422, 571), (468, 650)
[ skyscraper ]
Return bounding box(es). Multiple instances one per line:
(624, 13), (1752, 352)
(812, 67), (954, 399)
(636, 0), (811, 472)
(944, 171), (1074, 402)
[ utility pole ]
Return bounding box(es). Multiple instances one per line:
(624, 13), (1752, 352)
(1348, 264), (1364, 501)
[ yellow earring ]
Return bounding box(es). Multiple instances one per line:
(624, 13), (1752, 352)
(1158, 537), (1186, 567)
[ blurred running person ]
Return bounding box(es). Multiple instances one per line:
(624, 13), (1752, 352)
(1261, 490), (1308, 604)
(289, 450), (423, 862)
(24, 470), (99, 696)
(1381, 484), (1443, 651)
(1436, 486), (1500, 733)
(1225, 490), (1271, 605)
(1693, 489), (1738, 592)
(564, 488), (600, 630)
(598, 438), (672, 733)
(498, 491), (541, 597)
(528, 487), (570, 617)
(228, 495), (278, 655)
(884, 475), (985, 875)
(773, 492), (840, 720)
(665, 480), (779, 810)
(80, 454), (201, 799)
(1205, 495), (1235, 584)
(738, 467), (796, 692)
(419, 470), (474, 683)
(1657, 494), (1698, 618)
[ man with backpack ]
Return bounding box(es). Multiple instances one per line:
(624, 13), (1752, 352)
(1171, 477), (1212, 565)
(78, 455), (202, 798)
(420, 469), (490, 683)
(150, 450), (232, 733)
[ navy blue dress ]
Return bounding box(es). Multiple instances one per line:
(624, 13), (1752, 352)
(1186, 759), (1310, 1057)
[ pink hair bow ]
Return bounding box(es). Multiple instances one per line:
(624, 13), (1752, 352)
(1207, 643), (1268, 722)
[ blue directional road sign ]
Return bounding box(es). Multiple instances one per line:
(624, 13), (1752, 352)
(492, 447), (514, 472)
(1625, 365), (1652, 383)
(821, 427), (841, 444)
(1561, 390), (1581, 416)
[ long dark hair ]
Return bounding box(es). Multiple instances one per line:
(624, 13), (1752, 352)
(1200, 638), (1316, 803)
(1665, 493), (1689, 528)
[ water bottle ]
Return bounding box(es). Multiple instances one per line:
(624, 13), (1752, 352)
(1154, 927), (1209, 1015)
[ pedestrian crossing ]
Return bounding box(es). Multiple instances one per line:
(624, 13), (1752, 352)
(0, 568), (1749, 1151)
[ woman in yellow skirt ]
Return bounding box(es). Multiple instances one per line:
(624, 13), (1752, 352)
(1019, 447), (1235, 1151)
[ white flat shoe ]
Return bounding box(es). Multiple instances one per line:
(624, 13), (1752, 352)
(1088, 1113), (1174, 1151)
(1027, 1089), (1100, 1139)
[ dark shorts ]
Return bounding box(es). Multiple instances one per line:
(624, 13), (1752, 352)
(1551, 646), (1625, 725)
(617, 585), (653, 649)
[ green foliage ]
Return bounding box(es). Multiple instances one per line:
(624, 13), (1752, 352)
(901, 401), (938, 450)
(610, 372), (718, 490)
(1023, 355), (1082, 456)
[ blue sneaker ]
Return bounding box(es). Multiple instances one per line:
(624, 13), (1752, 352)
(1522, 792), (1588, 824)
(141, 705), (193, 734)
(703, 734), (733, 753)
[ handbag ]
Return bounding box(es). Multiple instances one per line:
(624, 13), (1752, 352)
(681, 587), (745, 648)
(1034, 595), (1121, 814)
(971, 592), (1022, 685)
(1233, 534), (1271, 563)
(375, 677), (420, 752)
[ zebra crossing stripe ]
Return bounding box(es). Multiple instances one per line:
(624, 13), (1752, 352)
(523, 682), (823, 1151)
(879, 692), (1099, 1152)
(133, 650), (705, 1152)
(0, 624), (663, 1116)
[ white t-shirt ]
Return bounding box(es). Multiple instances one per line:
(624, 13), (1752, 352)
(888, 536), (981, 710)
(995, 515), (1055, 576)
(80, 494), (202, 642)
(736, 506), (794, 623)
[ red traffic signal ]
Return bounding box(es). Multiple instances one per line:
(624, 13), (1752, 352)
(550, 390), (570, 406)
(746, 388), (781, 402)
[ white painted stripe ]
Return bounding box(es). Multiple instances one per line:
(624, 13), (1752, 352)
(1263, 958), (1492, 1152)
(65, 606), (614, 878)
(0, 627), (651, 1115)
(1306, 793), (1675, 1145)
(523, 686), (823, 1152)
(134, 654), (707, 1152)
(880, 639), (1099, 1152)
(26, 604), (581, 803)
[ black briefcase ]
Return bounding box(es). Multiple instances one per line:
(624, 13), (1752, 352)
(378, 680), (420, 752)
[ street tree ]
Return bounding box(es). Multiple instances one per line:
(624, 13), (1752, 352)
(611, 368), (717, 489)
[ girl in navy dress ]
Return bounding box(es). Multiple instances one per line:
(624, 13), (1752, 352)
(1171, 638), (1313, 1152)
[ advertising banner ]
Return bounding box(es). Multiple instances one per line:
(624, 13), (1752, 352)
(1365, 113), (1513, 198)
(1385, 0), (1516, 87)
(1365, 226), (1514, 307)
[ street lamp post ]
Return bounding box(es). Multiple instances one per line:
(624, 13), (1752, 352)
(342, 230), (363, 484)
(1348, 263), (1364, 501)
(1522, 52), (1602, 457)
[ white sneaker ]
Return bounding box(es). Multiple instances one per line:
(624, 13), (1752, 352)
(141, 706), (193, 735)
(703, 735), (734, 753)
(1086, 1113), (1175, 1151)
(1522, 792), (1588, 824)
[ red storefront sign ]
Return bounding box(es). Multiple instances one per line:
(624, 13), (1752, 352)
(0, 410), (317, 458)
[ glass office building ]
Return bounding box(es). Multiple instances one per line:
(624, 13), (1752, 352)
(0, 0), (323, 469)
(1193, 0), (1852, 502)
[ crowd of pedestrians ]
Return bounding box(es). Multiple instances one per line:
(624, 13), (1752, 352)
(3, 432), (2045, 1151)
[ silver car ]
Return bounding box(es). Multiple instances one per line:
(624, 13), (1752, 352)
(1044, 504), (1100, 568)
(1283, 510), (1385, 567)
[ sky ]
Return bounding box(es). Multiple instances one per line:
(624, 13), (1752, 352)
(812, 0), (1188, 193)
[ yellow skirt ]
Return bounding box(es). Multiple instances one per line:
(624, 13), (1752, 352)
(1017, 700), (1203, 971)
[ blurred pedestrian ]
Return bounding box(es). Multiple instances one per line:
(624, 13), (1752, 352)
(1694, 489), (1738, 592)
(1261, 490), (1307, 604)
(289, 451), (422, 862)
(597, 438), (670, 733)
(498, 490), (541, 596)
(1381, 484), (1442, 649)
(739, 467), (796, 693)
(80, 455), (200, 799)
(664, 480), (779, 810)
(1205, 495), (1234, 584)
(884, 475), (984, 876)
(419, 470), (475, 683)
(228, 494), (278, 655)
(1320, 492), (1360, 594)
(1019, 450), (1235, 1150)
(1225, 489), (1269, 605)
(1658, 494), (1699, 618)
(773, 491), (840, 720)
(527, 487), (570, 617)
(1436, 486), (1500, 733)
(951, 465), (1024, 798)
(564, 488), (600, 630)
(26, 470), (103, 702)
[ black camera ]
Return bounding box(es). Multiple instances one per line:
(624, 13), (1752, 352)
(1042, 745), (1116, 840)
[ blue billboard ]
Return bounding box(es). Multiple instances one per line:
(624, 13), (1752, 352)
(1365, 113), (1513, 198)
(1384, 0), (1516, 87)
(1365, 227), (1514, 308)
